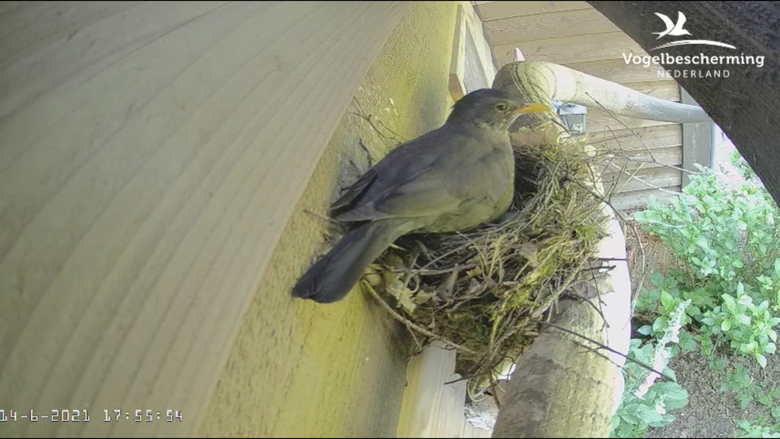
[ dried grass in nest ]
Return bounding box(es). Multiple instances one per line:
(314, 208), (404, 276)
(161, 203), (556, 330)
(364, 132), (615, 399)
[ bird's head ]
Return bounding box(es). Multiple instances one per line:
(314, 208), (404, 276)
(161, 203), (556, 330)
(447, 88), (552, 131)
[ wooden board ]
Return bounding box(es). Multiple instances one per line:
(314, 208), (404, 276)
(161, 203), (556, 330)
(681, 88), (714, 186)
(476, 1), (590, 22)
(597, 146), (683, 172)
(485, 7), (619, 45)
(602, 167), (683, 193)
(587, 109), (675, 134)
(612, 187), (681, 211)
(563, 58), (668, 84)
(0, 2), (409, 437)
(493, 32), (644, 67)
(396, 343), (469, 438)
(589, 124), (683, 151)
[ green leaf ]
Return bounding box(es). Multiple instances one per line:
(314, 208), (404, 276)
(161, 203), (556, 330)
(757, 353), (769, 369)
(770, 329), (777, 343)
(738, 282), (746, 296)
(650, 272), (665, 287)
(724, 294), (737, 312)
(696, 236), (709, 250)
(759, 394), (774, 407)
(653, 317), (670, 333)
(772, 407), (780, 421)
(769, 318), (780, 327)
(734, 259), (745, 268)
(702, 317), (716, 326)
(620, 403), (663, 425)
(775, 258), (780, 274)
(738, 420), (752, 430)
(766, 343), (777, 354)
(637, 325), (652, 336)
(723, 319), (732, 332)
(661, 291), (675, 311)
(737, 314), (752, 325)
(653, 382), (689, 410)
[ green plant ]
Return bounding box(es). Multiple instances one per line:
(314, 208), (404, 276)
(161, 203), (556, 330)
(734, 418), (780, 438)
(634, 166), (780, 367)
(611, 300), (689, 438)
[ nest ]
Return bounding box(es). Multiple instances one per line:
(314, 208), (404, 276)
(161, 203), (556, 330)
(364, 132), (614, 400)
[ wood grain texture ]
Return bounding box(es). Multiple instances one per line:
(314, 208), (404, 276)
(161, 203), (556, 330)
(602, 167), (683, 193)
(587, 109), (674, 134)
(563, 58), (666, 84)
(612, 187), (680, 211)
(493, 32), (643, 68)
(476, 1), (590, 22)
(589, 124), (683, 151)
(200, 2), (461, 437)
(396, 343), (468, 438)
(484, 7), (619, 45)
(0, 2), (408, 437)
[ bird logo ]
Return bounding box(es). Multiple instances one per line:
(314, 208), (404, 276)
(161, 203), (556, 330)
(653, 12), (692, 39)
(649, 11), (736, 50)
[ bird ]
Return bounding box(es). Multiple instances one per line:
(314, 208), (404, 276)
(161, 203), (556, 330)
(653, 12), (692, 39)
(292, 88), (552, 304)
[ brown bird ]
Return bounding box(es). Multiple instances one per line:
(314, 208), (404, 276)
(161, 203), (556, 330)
(293, 88), (551, 303)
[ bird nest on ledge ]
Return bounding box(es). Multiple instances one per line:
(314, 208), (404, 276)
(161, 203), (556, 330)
(362, 131), (613, 400)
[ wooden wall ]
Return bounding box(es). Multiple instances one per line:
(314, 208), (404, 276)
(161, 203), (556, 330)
(0, 2), (416, 437)
(475, 1), (688, 211)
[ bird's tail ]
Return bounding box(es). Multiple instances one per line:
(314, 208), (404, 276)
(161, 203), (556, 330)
(292, 219), (406, 304)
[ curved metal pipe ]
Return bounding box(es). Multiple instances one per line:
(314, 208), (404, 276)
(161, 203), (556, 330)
(494, 61), (710, 123)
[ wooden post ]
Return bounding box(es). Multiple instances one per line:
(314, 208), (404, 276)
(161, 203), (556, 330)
(0, 2), (408, 437)
(681, 88), (714, 186)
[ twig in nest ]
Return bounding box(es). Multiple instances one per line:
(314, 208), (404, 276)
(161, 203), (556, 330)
(362, 280), (476, 355)
(303, 209), (345, 229)
(537, 321), (675, 382)
(570, 179), (646, 315)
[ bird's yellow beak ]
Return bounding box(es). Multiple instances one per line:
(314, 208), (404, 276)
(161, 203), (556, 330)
(515, 103), (553, 114)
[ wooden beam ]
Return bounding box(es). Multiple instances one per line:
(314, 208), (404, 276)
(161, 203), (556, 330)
(484, 7), (619, 45)
(681, 87), (714, 186)
(477, 1), (591, 22)
(493, 32), (644, 68)
(589, 1), (780, 207)
(563, 58), (668, 84)
(396, 343), (468, 438)
(0, 2), (408, 437)
(449, 4), (467, 100)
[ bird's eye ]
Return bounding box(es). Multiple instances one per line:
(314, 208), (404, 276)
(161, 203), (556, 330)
(495, 104), (509, 112)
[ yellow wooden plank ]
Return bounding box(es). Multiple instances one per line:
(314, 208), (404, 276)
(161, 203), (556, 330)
(477, 1), (591, 22)
(485, 7), (619, 45)
(0, 2), (409, 438)
(450, 4), (467, 100)
(589, 124), (683, 151)
(493, 31), (644, 68)
(397, 343), (468, 438)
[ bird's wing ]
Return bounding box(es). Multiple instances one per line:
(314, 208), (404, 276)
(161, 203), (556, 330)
(671, 11), (688, 35)
(654, 13), (674, 38)
(332, 130), (471, 222)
